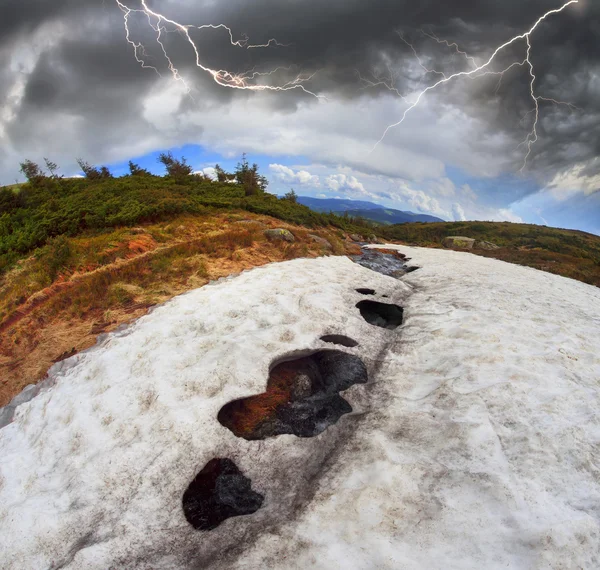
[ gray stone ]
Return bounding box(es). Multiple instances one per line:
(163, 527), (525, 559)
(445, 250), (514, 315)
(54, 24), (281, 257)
(264, 228), (295, 243)
(475, 240), (501, 250)
(308, 234), (332, 250)
(443, 236), (476, 249)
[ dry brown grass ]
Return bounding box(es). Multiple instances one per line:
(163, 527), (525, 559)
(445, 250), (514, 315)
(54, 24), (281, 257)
(0, 212), (353, 407)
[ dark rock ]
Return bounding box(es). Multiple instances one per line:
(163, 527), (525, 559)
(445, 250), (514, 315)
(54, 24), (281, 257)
(182, 458), (264, 531)
(217, 350), (368, 440)
(356, 300), (404, 330)
(351, 249), (408, 277)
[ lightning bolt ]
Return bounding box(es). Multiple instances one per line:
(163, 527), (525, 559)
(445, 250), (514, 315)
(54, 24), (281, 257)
(371, 0), (581, 171)
(115, 0), (322, 98)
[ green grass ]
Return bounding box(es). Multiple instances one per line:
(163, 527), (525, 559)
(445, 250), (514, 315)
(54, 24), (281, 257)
(379, 221), (600, 286)
(0, 175), (374, 273)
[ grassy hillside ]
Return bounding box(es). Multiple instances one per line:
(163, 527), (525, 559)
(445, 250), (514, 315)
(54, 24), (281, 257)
(380, 221), (600, 286)
(0, 175), (374, 273)
(0, 173), (375, 407)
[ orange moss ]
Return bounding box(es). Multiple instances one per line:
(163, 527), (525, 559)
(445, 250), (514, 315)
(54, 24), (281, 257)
(219, 362), (301, 437)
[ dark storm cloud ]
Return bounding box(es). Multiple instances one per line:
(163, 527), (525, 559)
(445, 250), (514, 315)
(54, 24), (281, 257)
(0, 0), (598, 183)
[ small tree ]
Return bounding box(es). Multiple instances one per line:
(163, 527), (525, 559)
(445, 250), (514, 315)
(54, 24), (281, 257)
(19, 159), (45, 184)
(234, 153), (268, 196)
(283, 189), (298, 203)
(158, 152), (192, 181)
(99, 166), (113, 179)
(76, 158), (112, 180)
(214, 164), (236, 183)
(128, 161), (150, 176)
(43, 158), (60, 179)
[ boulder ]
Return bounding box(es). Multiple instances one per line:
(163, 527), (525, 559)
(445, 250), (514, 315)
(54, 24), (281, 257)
(349, 234), (365, 242)
(475, 240), (500, 250)
(265, 228), (295, 243)
(308, 234), (332, 250)
(443, 236), (475, 249)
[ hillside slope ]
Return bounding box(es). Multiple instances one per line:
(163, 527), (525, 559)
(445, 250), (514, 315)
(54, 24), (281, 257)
(0, 211), (357, 407)
(340, 207), (444, 224)
(380, 221), (600, 286)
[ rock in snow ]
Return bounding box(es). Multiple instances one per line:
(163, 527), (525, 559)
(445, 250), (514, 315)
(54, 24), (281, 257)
(1, 248), (600, 569)
(443, 236), (476, 249)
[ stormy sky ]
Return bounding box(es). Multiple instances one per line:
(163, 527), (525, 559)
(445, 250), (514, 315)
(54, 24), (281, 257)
(1, 0), (599, 233)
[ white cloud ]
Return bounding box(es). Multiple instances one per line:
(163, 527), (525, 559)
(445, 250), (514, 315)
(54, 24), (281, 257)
(429, 178), (456, 198)
(494, 209), (524, 223)
(546, 161), (600, 200)
(195, 166), (217, 180)
(460, 184), (478, 202)
(269, 164), (320, 186)
(325, 174), (366, 195)
(394, 184), (451, 219)
(452, 203), (467, 221)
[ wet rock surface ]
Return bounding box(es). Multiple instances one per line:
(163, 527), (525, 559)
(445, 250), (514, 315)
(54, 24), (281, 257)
(183, 458), (264, 531)
(356, 300), (404, 330)
(218, 350), (368, 440)
(351, 248), (411, 278)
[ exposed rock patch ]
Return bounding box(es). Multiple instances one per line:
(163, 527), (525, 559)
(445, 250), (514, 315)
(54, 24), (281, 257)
(351, 249), (409, 277)
(356, 300), (404, 330)
(218, 350), (368, 440)
(182, 458), (264, 531)
(308, 235), (332, 250)
(320, 335), (359, 348)
(264, 229), (295, 243)
(443, 236), (475, 249)
(475, 240), (500, 250)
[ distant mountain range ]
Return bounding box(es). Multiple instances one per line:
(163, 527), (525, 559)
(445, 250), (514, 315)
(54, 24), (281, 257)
(297, 197), (444, 224)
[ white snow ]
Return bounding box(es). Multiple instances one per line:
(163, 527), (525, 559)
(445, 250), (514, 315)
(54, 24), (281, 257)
(1, 248), (599, 569)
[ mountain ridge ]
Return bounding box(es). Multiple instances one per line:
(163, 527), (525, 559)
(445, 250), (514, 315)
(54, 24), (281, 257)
(297, 196), (445, 224)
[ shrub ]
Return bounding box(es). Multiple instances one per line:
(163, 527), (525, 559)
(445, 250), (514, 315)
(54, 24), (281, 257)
(158, 152), (193, 181)
(283, 189), (298, 203)
(235, 154), (268, 196)
(128, 161), (151, 176)
(77, 159), (112, 180)
(19, 160), (46, 185)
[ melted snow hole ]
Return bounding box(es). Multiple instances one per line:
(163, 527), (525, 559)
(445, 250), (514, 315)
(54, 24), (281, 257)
(356, 288), (376, 295)
(218, 350), (368, 440)
(320, 335), (359, 348)
(357, 300), (404, 330)
(182, 458), (264, 531)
